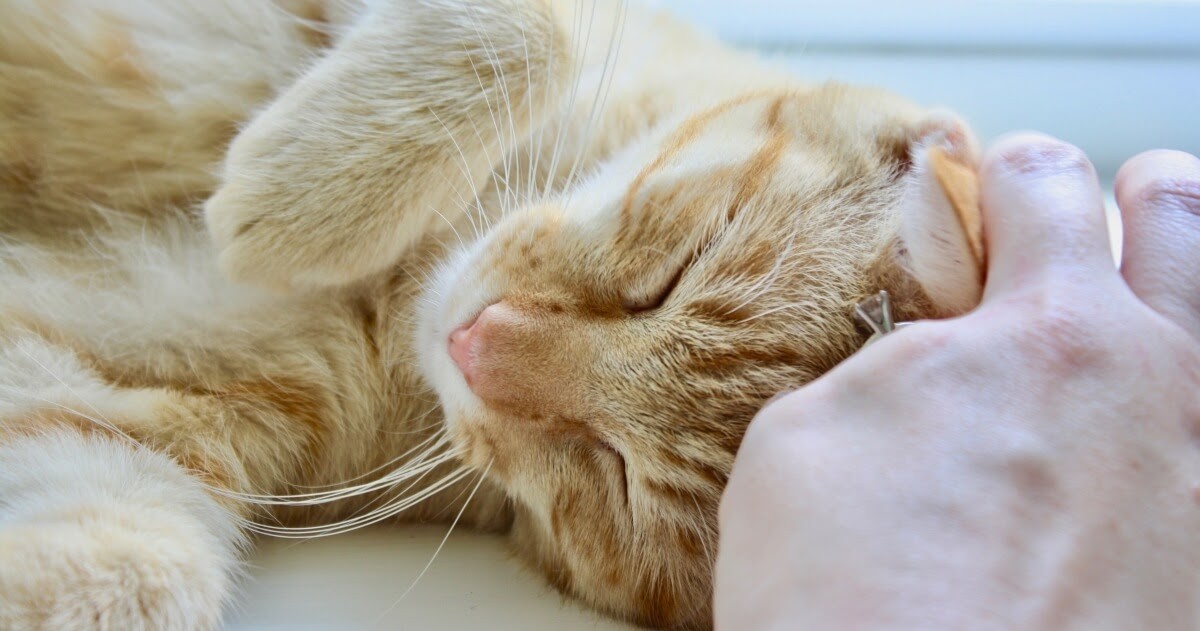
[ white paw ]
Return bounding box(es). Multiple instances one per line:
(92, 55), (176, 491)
(202, 62), (415, 293)
(0, 512), (232, 630)
(0, 433), (244, 631)
(203, 176), (304, 291)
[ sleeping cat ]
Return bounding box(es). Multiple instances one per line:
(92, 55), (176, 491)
(0, 0), (985, 628)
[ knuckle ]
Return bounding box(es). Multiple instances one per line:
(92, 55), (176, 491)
(992, 430), (1059, 495)
(1015, 297), (1110, 370)
(992, 137), (1093, 179)
(1135, 176), (1200, 219)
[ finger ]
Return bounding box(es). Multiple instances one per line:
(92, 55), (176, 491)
(1116, 150), (1200, 337)
(978, 133), (1117, 301)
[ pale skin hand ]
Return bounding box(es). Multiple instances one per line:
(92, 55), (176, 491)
(715, 136), (1200, 629)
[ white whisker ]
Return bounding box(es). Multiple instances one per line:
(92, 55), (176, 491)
(466, 6), (520, 227)
(12, 346), (139, 447)
(562, 0), (628, 201)
(215, 435), (456, 506)
(286, 424), (442, 490)
(522, 15), (541, 210)
(427, 108), (486, 242)
(376, 459), (494, 622)
(460, 32), (513, 228)
(541, 0), (593, 201)
(241, 465), (473, 538)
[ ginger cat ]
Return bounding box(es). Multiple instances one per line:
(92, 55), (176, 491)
(0, 0), (984, 628)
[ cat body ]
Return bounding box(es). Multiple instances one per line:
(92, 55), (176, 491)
(0, 1), (983, 628)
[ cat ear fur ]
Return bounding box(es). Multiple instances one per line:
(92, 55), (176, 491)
(896, 113), (986, 315)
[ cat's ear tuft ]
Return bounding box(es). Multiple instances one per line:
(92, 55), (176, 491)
(896, 112), (985, 315)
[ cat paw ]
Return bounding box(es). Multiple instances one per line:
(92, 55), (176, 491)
(0, 510), (233, 630)
(0, 433), (243, 631)
(204, 0), (573, 292)
(203, 107), (416, 292)
(203, 174), (311, 292)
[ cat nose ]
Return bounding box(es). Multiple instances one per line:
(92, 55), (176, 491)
(448, 316), (479, 383)
(447, 302), (514, 388)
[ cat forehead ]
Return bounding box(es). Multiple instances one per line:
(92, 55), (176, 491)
(570, 89), (906, 232)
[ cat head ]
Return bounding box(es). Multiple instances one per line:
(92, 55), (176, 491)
(415, 85), (984, 627)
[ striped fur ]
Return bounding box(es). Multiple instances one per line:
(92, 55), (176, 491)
(0, 0), (981, 628)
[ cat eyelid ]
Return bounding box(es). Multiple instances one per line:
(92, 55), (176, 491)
(596, 439), (631, 509)
(622, 264), (686, 314)
(622, 231), (715, 314)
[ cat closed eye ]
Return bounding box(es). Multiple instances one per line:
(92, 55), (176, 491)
(622, 266), (686, 314)
(596, 439), (631, 506)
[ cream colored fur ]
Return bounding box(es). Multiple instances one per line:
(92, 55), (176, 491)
(0, 1), (982, 628)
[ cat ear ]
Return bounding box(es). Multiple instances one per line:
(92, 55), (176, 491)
(896, 113), (986, 315)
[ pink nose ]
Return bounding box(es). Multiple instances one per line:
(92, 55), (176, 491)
(448, 301), (527, 398)
(448, 315), (480, 384)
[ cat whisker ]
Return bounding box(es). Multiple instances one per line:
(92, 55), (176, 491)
(234, 465), (451, 538)
(466, 6), (520, 229)
(397, 265), (442, 299)
(376, 406), (443, 437)
(11, 346), (139, 446)
(346, 438), (467, 531)
(459, 35), (513, 230)
(286, 423), (443, 490)
(464, 114), (510, 215)
(215, 435), (456, 507)
(439, 174), (482, 250)
(341, 457), (437, 524)
(562, 0), (628, 202)
(0, 387), (137, 448)
(376, 459), (494, 623)
(315, 438), (460, 527)
(522, 13), (543, 213)
(240, 464), (474, 538)
(427, 108), (487, 243)
(540, 0), (591, 203)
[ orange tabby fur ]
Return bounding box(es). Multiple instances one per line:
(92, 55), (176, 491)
(0, 0), (983, 628)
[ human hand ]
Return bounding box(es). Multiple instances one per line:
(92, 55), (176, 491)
(715, 137), (1200, 629)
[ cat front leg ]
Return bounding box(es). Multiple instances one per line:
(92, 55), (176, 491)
(0, 336), (258, 631)
(205, 0), (575, 291)
(0, 428), (243, 630)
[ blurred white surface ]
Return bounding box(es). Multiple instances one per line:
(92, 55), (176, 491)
(229, 527), (636, 630)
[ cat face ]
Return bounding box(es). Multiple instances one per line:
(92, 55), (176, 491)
(416, 85), (982, 628)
